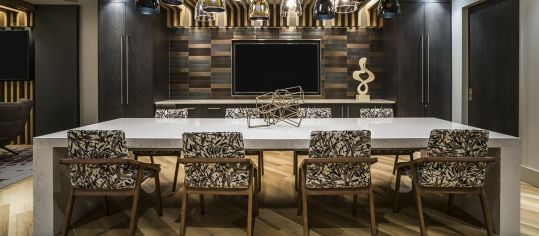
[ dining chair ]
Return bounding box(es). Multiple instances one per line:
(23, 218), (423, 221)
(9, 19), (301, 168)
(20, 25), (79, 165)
(360, 107), (418, 174)
(394, 129), (495, 236)
(225, 108), (264, 176)
(178, 132), (259, 236)
(293, 107), (332, 190)
(133, 108), (187, 192)
(298, 130), (378, 236)
(59, 130), (162, 236)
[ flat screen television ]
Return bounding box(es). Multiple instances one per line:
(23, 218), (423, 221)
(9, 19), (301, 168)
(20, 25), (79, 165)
(232, 40), (320, 95)
(0, 31), (30, 81)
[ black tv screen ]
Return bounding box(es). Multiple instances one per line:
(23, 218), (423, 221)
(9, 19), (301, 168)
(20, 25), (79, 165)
(0, 31), (30, 81)
(233, 40), (320, 95)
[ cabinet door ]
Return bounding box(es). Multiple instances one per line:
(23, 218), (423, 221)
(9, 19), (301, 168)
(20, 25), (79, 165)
(425, 2), (452, 120)
(396, 3), (426, 117)
(125, 2), (155, 117)
(98, 2), (126, 121)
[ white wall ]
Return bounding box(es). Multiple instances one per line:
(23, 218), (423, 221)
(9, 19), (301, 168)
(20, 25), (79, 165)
(79, 1), (99, 125)
(520, 0), (539, 185)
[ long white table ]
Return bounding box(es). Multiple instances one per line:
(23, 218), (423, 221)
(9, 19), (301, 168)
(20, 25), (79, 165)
(32, 118), (521, 235)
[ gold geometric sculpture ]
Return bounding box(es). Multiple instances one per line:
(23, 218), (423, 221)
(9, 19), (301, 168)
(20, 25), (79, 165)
(247, 86), (305, 128)
(353, 57), (375, 102)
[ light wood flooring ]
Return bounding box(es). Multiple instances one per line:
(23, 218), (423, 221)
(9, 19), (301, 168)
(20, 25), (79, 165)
(1, 151), (539, 235)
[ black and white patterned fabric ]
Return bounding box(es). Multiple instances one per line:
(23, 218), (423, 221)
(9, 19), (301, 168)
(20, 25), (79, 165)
(155, 108), (188, 118)
(182, 132), (249, 189)
(67, 130), (155, 190)
(305, 130), (372, 189)
(299, 108), (332, 118)
(404, 129), (489, 188)
(359, 108), (394, 118)
(225, 108), (261, 119)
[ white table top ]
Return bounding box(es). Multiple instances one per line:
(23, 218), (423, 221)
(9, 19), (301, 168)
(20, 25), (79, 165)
(155, 98), (396, 105)
(34, 118), (518, 150)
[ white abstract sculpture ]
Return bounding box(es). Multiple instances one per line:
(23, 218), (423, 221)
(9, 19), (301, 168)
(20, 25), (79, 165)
(353, 57), (375, 102)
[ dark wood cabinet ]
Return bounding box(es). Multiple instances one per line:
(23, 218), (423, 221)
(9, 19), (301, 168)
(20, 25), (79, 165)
(98, 0), (168, 121)
(386, 1), (451, 120)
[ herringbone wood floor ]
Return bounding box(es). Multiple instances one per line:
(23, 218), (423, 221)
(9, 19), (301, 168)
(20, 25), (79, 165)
(1, 151), (539, 235)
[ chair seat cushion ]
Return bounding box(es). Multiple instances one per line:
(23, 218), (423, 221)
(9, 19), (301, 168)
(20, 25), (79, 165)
(70, 164), (158, 190)
(398, 161), (487, 188)
(184, 163), (250, 189)
(305, 163), (370, 188)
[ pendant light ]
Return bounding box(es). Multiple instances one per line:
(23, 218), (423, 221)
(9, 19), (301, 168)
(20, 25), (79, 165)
(162, 0), (183, 5)
(202, 0), (226, 13)
(249, 0), (270, 21)
(378, 0), (400, 18)
(195, 0), (216, 21)
(135, 0), (160, 15)
(281, 0), (302, 17)
(313, 0), (335, 20)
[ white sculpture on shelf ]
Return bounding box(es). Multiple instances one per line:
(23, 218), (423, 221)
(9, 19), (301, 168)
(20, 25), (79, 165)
(353, 57), (375, 102)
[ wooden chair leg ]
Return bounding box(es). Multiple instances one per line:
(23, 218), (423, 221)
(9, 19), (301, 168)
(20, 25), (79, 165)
(129, 189), (141, 236)
(447, 194), (454, 214)
(301, 175), (309, 236)
(254, 173), (259, 217)
(103, 196), (109, 216)
(392, 154), (400, 174)
(369, 186), (377, 236)
(258, 151), (264, 175)
(297, 169), (303, 216)
(180, 189), (189, 236)
(199, 195), (205, 215)
(155, 175), (163, 216)
(150, 156), (155, 164)
(134, 154), (138, 161)
(61, 188), (76, 236)
(247, 185), (254, 236)
(479, 187), (494, 236)
(172, 156), (181, 192)
(413, 184), (427, 236)
(352, 194), (358, 216)
(393, 169), (402, 213)
(293, 151), (298, 176)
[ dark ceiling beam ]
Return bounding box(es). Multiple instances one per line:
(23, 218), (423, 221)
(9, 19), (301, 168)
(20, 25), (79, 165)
(0, 0), (35, 12)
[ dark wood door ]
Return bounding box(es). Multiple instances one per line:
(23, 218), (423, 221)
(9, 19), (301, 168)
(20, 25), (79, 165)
(98, 2), (125, 121)
(468, 0), (519, 136)
(424, 2), (452, 120)
(396, 3), (425, 117)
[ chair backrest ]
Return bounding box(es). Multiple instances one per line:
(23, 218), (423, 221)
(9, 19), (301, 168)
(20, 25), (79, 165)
(308, 130), (371, 158)
(67, 130), (128, 159)
(299, 108), (332, 118)
(359, 108), (394, 118)
(182, 132), (248, 188)
(225, 108), (261, 119)
(155, 108), (188, 118)
(426, 129), (488, 157)
(0, 99), (33, 146)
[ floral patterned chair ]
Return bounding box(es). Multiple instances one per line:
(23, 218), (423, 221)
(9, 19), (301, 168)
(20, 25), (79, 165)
(133, 108), (188, 192)
(394, 129), (494, 236)
(298, 130), (377, 236)
(225, 108), (264, 176)
(360, 107), (419, 174)
(178, 132), (259, 236)
(59, 130), (162, 236)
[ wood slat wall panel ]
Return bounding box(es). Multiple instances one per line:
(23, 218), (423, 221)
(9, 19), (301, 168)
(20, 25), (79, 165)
(169, 27), (388, 99)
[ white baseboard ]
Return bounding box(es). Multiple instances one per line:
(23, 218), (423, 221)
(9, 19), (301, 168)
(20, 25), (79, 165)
(522, 165), (539, 187)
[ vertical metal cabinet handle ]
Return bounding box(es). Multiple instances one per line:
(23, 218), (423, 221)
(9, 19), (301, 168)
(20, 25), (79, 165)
(126, 35), (130, 105)
(420, 34), (425, 105)
(341, 106), (344, 117)
(120, 35), (124, 104)
(347, 105), (350, 118)
(426, 34), (430, 105)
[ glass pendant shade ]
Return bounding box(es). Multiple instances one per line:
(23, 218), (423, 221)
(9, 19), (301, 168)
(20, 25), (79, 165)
(135, 0), (160, 15)
(281, 0), (302, 17)
(162, 0), (183, 5)
(334, 0), (357, 13)
(195, 0), (216, 21)
(313, 0), (335, 20)
(202, 0), (226, 13)
(378, 0), (400, 18)
(249, 0), (270, 21)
